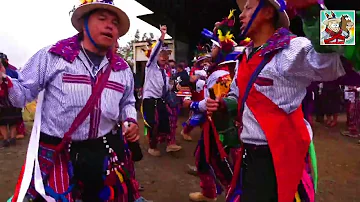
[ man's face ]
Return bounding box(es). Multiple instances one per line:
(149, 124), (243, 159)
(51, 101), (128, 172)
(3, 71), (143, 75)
(158, 51), (170, 67)
(85, 9), (120, 49)
(169, 61), (176, 68)
(239, 0), (275, 37)
(328, 21), (340, 32)
(211, 46), (220, 59)
(199, 58), (211, 68)
(176, 67), (183, 72)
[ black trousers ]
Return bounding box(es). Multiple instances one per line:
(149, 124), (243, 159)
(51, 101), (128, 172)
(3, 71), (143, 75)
(142, 98), (170, 148)
(241, 144), (278, 202)
(32, 133), (135, 202)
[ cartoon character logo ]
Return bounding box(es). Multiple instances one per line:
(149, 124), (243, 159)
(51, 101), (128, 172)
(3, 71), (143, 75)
(320, 10), (355, 45)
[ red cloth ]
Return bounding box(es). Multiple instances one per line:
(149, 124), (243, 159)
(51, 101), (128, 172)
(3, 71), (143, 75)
(0, 77), (12, 97)
(230, 51), (310, 202)
(324, 28), (346, 44)
(190, 67), (205, 102)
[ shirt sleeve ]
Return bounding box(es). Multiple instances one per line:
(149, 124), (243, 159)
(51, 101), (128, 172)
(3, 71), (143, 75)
(119, 68), (138, 124)
(278, 37), (345, 82)
(8, 46), (56, 108)
(145, 39), (163, 68)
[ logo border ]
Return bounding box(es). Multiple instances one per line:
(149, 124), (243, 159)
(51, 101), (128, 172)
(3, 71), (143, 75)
(320, 10), (356, 46)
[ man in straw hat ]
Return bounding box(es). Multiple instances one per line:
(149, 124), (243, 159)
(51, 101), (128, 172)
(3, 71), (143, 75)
(2, 0), (147, 201)
(181, 44), (211, 141)
(141, 25), (182, 157)
(183, 13), (242, 200)
(206, 0), (352, 201)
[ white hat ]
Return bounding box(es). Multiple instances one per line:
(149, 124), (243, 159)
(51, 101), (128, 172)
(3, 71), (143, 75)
(71, 0), (130, 37)
(236, 0), (290, 28)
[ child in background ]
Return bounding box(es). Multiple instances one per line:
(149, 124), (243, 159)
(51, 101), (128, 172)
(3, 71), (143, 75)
(341, 85), (360, 138)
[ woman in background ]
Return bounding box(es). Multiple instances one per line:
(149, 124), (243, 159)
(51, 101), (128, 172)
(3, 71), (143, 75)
(322, 82), (342, 127)
(0, 53), (25, 140)
(0, 58), (22, 147)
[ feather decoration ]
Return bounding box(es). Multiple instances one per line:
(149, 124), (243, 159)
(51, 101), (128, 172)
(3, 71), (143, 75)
(142, 41), (157, 58)
(201, 28), (218, 41)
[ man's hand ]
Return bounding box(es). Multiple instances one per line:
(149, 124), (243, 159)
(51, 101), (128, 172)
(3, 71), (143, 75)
(176, 83), (181, 91)
(160, 25), (167, 41)
(183, 100), (192, 108)
(206, 97), (220, 116)
(124, 122), (140, 142)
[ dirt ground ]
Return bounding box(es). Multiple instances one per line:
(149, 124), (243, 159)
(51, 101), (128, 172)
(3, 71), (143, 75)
(0, 114), (359, 202)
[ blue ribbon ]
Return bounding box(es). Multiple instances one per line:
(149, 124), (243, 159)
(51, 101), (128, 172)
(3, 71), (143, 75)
(201, 28), (219, 42)
(277, 0), (286, 12)
(84, 16), (99, 49)
(45, 184), (75, 202)
(190, 101), (200, 112)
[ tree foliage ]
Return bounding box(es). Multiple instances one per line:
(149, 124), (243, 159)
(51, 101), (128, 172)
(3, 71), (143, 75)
(117, 29), (154, 67)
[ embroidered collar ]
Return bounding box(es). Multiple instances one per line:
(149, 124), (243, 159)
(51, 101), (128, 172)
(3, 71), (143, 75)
(49, 34), (129, 71)
(245, 28), (296, 57)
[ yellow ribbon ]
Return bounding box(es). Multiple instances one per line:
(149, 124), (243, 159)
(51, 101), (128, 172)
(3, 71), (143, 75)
(115, 169), (124, 183)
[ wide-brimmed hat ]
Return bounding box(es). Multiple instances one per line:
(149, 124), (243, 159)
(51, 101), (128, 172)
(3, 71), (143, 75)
(323, 11), (341, 25)
(236, 0), (290, 28)
(160, 43), (172, 54)
(71, 0), (130, 37)
(193, 44), (211, 63)
(196, 54), (212, 64)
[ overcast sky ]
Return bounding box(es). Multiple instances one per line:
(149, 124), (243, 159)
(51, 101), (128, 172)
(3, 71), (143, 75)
(0, 0), (164, 67)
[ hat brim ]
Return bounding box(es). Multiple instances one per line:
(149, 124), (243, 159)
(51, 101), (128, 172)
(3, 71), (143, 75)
(236, 0), (290, 28)
(218, 60), (236, 65)
(71, 3), (130, 37)
(160, 49), (172, 54)
(196, 55), (211, 63)
(323, 18), (341, 25)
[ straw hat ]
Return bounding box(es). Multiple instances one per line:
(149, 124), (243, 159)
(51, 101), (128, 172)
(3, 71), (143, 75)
(236, 0), (290, 28)
(323, 11), (341, 25)
(71, 0), (130, 37)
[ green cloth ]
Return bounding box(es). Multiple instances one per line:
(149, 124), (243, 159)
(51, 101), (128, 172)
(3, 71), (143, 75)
(223, 97), (238, 117)
(216, 97), (240, 147)
(301, 5), (343, 54)
(343, 11), (360, 71)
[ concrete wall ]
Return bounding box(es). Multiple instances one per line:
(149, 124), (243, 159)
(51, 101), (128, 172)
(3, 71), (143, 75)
(174, 40), (189, 64)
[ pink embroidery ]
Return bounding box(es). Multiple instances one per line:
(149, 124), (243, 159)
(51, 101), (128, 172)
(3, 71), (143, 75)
(49, 34), (129, 71)
(62, 73), (91, 84)
(106, 81), (125, 93)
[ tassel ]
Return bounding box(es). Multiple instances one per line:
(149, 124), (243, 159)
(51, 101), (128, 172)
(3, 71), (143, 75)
(104, 171), (117, 186)
(309, 141), (318, 192)
(99, 186), (111, 200)
(115, 169), (124, 183)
